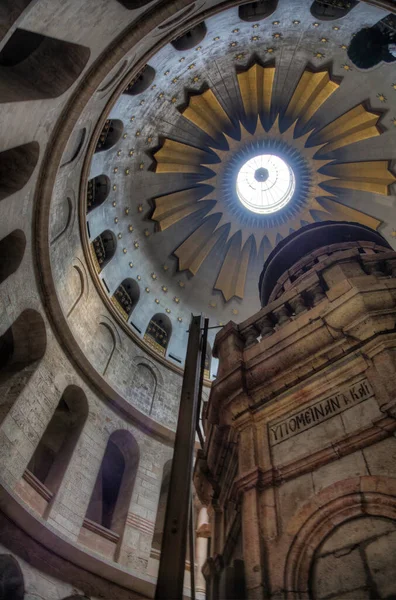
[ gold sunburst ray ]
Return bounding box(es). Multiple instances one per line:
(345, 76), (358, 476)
(151, 64), (395, 302)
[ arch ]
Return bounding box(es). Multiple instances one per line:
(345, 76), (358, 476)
(124, 64), (155, 95)
(0, 1), (35, 41)
(91, 230), (117, 272)
(60, 127), (87, 167)
(97, 321), (117, 376)
(87, 175), (110, 212)
(112, 278), (140, 319)
(0, 142), (39, 202)
(171, 22), (207, 51)
(238, 0), (278, 22)
(95, 119), (123, 152)
(0, 554), (24, 600)
(133, 363), (157, 414)
(26, 385), (88, 497)
(0, 309), (46, 426)
(85, 430), (139, 535)
(310, 0), (358, 21)
(0, 230), (26, 285)
(144, 313), (172, 357)
(152, 459), (172, 550)
(0, 29), (90, 103)
(284, 476), (396, 597)
(50, 196), (74, 245)
(66, 265), (85, 318)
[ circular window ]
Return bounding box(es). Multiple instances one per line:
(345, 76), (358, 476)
(236, 154), (295, 214)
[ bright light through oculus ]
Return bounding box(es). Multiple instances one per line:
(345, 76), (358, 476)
(236, 154), (296, 214)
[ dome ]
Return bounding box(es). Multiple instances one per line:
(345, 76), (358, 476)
(1, 0), (396, 598)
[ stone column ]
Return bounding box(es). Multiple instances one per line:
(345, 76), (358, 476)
(196, 506), (210, 595)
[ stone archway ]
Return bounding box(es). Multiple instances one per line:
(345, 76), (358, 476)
(283, 476), (396, 599)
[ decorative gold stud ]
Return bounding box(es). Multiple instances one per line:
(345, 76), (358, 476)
(232, 28), (240, 33)
(313, 22), (319, 27)
(129, 149), (134, 156)
(137, 275), (141, 281)
(117, 233), (122, 239)
(231, 308), (239, 315)
(251, 35), (260, 41)
(235, 53), (245, 60)
(178, 280), (185, 288)
(179, 57), (185, 62)
(138, 204), (143, 212)
(192, 75), (200, 83)
(174, 297), (180, 303)
(139, 162), (144, 170)
(130, 116), (135, 122)
(164, 70), (170, 75)
(320, 37), (328, 43)
(125, 168), (130, 175)
(155, 298), (160, 304)
(114, 167), (118, 173)
(112, 200), (117, 206)
(272, 32), (282, 39)
(163, 264), (169, 271)
(114, 217), (118, 224)
(158, 92), (164, 99)
(188, 63), (195, 70)
(266, 47), (275, 54)
(333, 25), (340, 30)
(314, 52), (325, 59)
(209, 301), (217, 308)
(117, 150), (122, 156)
(144, 228), (150, 237)
(123, 133), (127, 139)
(171, 97), (177, 104)
(342, 63), (352, 71)
(230, 41), (238, 47)
(162, 285), (168, 292)
(123, 248), (127, 254)
(134, 241), (139, 248)
(196, 46), (202, 51)
(166, 308), (171, 314)
(128, 225), (133, 232)
(135, 130), (141, 137)
(272, 20), (280, 25)
(172, 76), (179, 84)
(213, 36), (220, 41)
(293, 20), (300, 25)
(151, 272), (157, 280)
(113, 185), (117, 191)
(340, 44), (348, 50)
(177, 317), (183, 322)
(145, 287), (150, 293)
(129, 262), (134, 268)
(252, 23), (259, 28)
(377, 93), (387, 103)
(125, 208), (129, 215)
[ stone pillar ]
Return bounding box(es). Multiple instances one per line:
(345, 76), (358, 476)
(241, 487), (264, 599)
(196, 506), (210, 595)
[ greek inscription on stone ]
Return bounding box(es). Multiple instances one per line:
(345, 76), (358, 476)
(269, 379), (373, 446)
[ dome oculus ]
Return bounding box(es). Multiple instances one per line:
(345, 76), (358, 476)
(236, 154), (295, 214)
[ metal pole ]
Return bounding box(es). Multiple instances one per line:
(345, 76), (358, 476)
(196, 318), (209, 449)
(155, 315), (203, 600)
(189, 490), (196, 600)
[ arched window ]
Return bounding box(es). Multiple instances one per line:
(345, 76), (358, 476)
(112, 278), (140, 319)
(171, 22), (207, 51)
(152, 460), (172, 550)
(87, 175), (110, 213)
(144, 313), (172, 356)
(95, 119), (123, 153)
(0, 230), (26, 285)
(238, 0), (278, 22)
(0, 142), (39, 202)
(0, 29), (90, 103)
(91, 230), (117, 272)
(124, 65), (155, 95)
(84, 430), (139, 535)
(0, 554), (24, 600)
(310, 0), (358, 20)
(204, 343), (212, 379)
(26, 386), (88, 497)
(0, 310), (46, 426)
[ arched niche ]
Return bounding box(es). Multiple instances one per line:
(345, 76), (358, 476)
(87, 174), (110, 213)
(91, 230), (117, 272)
(60, 127), (86, 167)
(144, 313), (172, 357)
(311, 515), (396, 598)
(310, 0), (358, 21)
(238, 0), (278, 22)
(50, 196), (73, 245)
(0, 554), (24, 600)
(0, 309), (46, 426)
(95, 119), (123, 153)
(133, 363), (157, 414)
(0, 29), (90, 103)
(152, 459), (172, 551)
(112, 278), (140, 320)
(124, 64), (155, 95)
(26, 385), (88, 497)
(171, 22), (207, 51)
(0, 230), (26, 285)
(0, 142), (39, 202)
(204, 342), (212, 379)
(85, 430), (139, 535)
(0, 1), (34, 41)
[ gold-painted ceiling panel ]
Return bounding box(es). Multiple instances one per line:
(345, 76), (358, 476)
(314, 105), (380, 154)
(152, 187), (209, 231)
(322, 161), (396, 195)
(154, 139), (211, 174)
(215, 234), (254, 302)
(182, 89), (233, 139)
(174, 217), (226, 275)
(285, 70), (339, 128)
(317, 197), (381, 230)
(237, 64), (275, 123)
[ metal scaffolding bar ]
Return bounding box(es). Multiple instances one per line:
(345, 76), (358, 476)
(155, 315), (203, 600)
